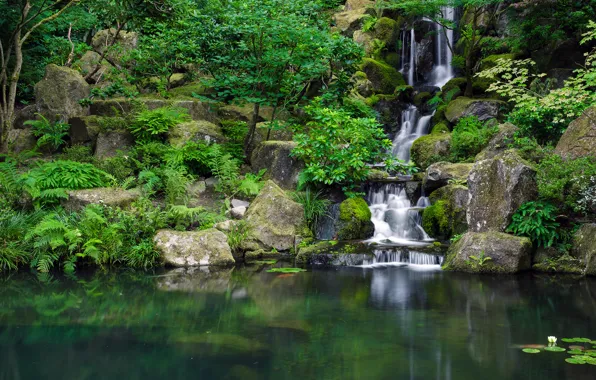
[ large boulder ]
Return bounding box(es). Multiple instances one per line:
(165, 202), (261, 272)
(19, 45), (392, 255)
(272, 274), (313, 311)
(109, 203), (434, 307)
(423, 162), (473, 192)
(1, 128), (36, 154)
(250, 141), (304, 189)
(467, 150), (537, 233)
(334, 9), (368, 37)
(571, 224), (596, 276)
(361, 58), (405, 94)
(443, 231), (532, 274)
(74, 51), (113, 83)
(337, 197), (375, 240)
(167, 120), (225, 147)
(91, 29), (138, 66)
(422, 185), (469, 241)
(244, 181), (305, 251)
(445, 97), (505, 124)
(154, 229), (235, 267)
(143, 99), (219, 123)
(94, 130), (134, 159)
(475, 122), (518, 161)
(68, 116), (104, 146)
(345, 0), (373, 10)
(410, 133), (451, 170)
(555, 106), (596, 159)
(12, 105), (37, 129)
(62, 188), (140, 211)
(34, 64), (90, 122)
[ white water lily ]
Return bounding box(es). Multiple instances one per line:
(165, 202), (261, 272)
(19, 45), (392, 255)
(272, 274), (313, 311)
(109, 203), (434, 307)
(548, 336), (557, 344)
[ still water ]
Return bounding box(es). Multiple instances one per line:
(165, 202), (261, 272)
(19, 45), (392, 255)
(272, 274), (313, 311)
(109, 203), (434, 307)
(0, 264), (595, 379)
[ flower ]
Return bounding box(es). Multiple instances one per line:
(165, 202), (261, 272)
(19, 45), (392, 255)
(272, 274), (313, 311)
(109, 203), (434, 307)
(548, 336), (557, 344)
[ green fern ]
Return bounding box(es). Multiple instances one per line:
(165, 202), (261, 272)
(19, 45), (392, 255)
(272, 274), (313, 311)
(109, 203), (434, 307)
(25, 113), (69, 152)
(129, 107), (191, 142)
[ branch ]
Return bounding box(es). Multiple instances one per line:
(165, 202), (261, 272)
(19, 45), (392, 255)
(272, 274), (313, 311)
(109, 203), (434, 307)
(21, 0), (80, 46)
(65, 24), (74, 67)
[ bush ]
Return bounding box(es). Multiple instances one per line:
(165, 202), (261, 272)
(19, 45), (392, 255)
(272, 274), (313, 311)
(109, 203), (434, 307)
(450, 116), (497, 162)
(292, 189), (331, 234)
(128, 107), (191, 142)
(25, 114), (69, 152)
(507, 201), (560, 248)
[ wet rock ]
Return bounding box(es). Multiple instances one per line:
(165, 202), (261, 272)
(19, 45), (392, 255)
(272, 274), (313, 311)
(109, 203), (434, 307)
(571, 224), (596, 276)
(154, 228), (235, 267)
(94, 130), (134, 158)
(361, 58), (405, 94)
(445, 97), (505, 124)
(62, 187), (140, 211)
(250, 141), (304, 189)
(416, 38), (434, 79)
(467, 150), (537, 233)
(337, 197), (374, 240)
(423, 162), (474, 192)
(475, 123), (518, 161)
(34, 64), (90, 122)
(443, 231), (532, 273)
(411, 133), (451, 170)
(168, 120), (225, 147)
(422, 185), (469, 241)
(555, 106), (596, 159)
(244, 181), (305, 251)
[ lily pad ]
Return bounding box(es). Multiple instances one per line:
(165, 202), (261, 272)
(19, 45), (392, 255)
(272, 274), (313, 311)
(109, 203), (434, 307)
(544, 346), (566, 352)
(567, 349), (585, 355)
(251, 260), (278, 265)
(522, 348), (541, 354)
(267, 268), (307, 273)
(561, 337), (593, 343)
(566, 358), (586, 364)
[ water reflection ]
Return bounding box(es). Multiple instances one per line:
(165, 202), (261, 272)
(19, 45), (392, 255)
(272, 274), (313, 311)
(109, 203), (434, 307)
(0, 267), (595, 379)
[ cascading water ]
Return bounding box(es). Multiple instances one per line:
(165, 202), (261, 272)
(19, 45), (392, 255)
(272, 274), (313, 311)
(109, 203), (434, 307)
(367, 8), (457, 247)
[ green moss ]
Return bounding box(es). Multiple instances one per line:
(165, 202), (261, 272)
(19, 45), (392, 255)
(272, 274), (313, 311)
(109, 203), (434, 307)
(367, 169), (390, 180)
(354, 71), (368, 80)
(373, 17), (398, 47)
(432, 106), (447, 125)
(413, 91), (432, 107)
(472, 77), (494, 95)
(422, 201), (450, 239)
(431, 123), (450, 135)
(365, 94), (380, 106)
(168, 82), (208, 98)
(441, 77), (466, 94)
(338, 197), (374, 240)
(361, 58), (405, 94)
(478, 54), (517, 71)
(383, 52), (400, 67)
(410, 133), (451, 170)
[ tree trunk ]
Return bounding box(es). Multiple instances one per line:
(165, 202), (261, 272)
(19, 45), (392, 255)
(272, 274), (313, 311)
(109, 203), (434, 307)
(464, 54), (474, 97)
(243, 102), (260, 160)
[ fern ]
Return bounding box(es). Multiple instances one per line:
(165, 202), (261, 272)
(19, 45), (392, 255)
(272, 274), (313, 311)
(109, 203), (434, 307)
(238, 169), (266, 198)
(25, 113), (69, 152)
(208, 144), (240, 197)
(226, 220), (251, 253)
(129, 107), (191, 142)
(162, 166), (191, 205)
(167, 205), (225, 230)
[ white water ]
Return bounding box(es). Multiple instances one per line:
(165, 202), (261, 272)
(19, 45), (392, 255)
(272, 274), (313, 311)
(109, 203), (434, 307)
(356, 250), (444, 269)
(432, 6), (456, 88)
(392, 107), (434, 162)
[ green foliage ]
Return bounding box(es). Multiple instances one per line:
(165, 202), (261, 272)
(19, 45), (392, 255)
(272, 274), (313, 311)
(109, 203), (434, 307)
(267, 267), (307, 273)
(25, 114), (69, 152)
(450, 116), (497, 161)
(167, 205), (225, 231)
(292, 99), (396, 190)
(507, 201), (560, 247)
(362, 16), (378, 33)
(465, 250), (492, 270)
(292, 189), (331, 234)
(128, 107), (191, 142)
(226, 221), (251, 254)
(59, 145), (95, 163)
(207, 145), (266, 199)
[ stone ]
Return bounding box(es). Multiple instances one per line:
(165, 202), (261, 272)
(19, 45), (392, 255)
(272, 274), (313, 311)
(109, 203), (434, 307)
(422, 185), (469, 241)
(445, 97), (505, 124)
(205, 177), (219, 188)
(214, 220), (235, 233)
(441, 77), (466, 96)
(94, 130), (134, 159)
(410, 133), (451, 170)
(443, 231), (532, 274)
(555, 106), (596, 159)
(167, 120), (226, 147)
(62, 187), (140, 211)
(570, 224), (596, 276)
(467, 150), (537, 233)
(188, 180), (207, 198)
(337, 197), (374, 240)
(34, 64), (90, 122)
(231, 199), (250, 208)
(230, 206), (247, 220)
(144, 99), (219, 123)
(345, 0), (373, 10)
(91, 29), (138, 66)
(423, 162), (474, 192)
(2, 128), (36, 154)
(475, 122), (518, 161)
(250, 141), (304, 189)
(353, 71), (374, 97)
(372, 17), (400, 52)
(415, 38), (435, 80)
(74, 51), (113, 83)
(353, 30), (374, 56)
(478, 53), (517, 71)
(334, 9), (368, 37)
(431, 123), (450, 134)
(68, 116), (103, 146)
(154, 229), (235, 267)
(361, 58), (405, 94)
(244, 180), (305, 251)
(12, 105), (37, 129)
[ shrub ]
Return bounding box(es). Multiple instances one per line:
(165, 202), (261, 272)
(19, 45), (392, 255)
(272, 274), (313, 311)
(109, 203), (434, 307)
(226, 220), (251, 254)
(292, 189), (331, 234)
(507, 201), (560, 248)
(25, 114), (69, 152)
(128, 107), (191, 142)
(450, 116), (497, 162)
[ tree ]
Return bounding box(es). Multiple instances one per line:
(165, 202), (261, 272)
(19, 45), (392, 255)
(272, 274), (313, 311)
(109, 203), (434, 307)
(0, 0), (80, 145)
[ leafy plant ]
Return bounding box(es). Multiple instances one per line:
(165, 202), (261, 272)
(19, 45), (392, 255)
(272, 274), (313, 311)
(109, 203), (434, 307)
(227, 220), (251, 254)
(292, 189), (331, 234)
(507, 201), (560, 247)
(25, 114), (69, 152)
(466, 250), (492, 269)
(128, 107), (190, 142)
(450, 116), (497, 162)
(361, 15), (378, 32)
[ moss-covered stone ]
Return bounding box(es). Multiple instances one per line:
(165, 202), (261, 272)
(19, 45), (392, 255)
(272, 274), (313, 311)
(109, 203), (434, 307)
(372, 17), (399, 51)
(34, 64), (90, 122)
(445, 97), (505, 124)
(62, 188), (141, 212)
(91, 29), (138, 66)
(168, 120), (226, 147)
(422, 185), (469, 241)
(571, 224), (596, 276)
(411, 133), (451, 170)
(478, 53), (517, 71)
(555, 106), (596, 159)
(413, 91), (432, 108)
(154, 228), (235, 267)
(441, 77), (466, 96)
(383, 52), (400, 67)
(432, 106), (447, 125)
(431, 123), (450, 135)
(337, 197), (374, 240)
(472, 77), (495, 95)
(333, 9), (368, 37)
(442, 231), (532, 274)
(361, 58), (405, 94)
(2, 128), (36, 154)
(423, 161), (473, 191)
(168, 82), (209, 98)
(475, 122), (519, 161)
(367, 169), (390, 181)
(250, 141), (304, 189)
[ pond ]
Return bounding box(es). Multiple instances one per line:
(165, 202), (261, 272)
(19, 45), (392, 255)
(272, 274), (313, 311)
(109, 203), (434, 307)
(0, 263), (595, 379)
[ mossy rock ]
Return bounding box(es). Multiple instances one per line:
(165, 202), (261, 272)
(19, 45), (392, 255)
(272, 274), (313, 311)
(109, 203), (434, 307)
(250, 141), (304, 189)
(571, 224), (596, 276)
(431, 123), (450, 135)
(411, 133), (451, 170)
(445, 97), (505, 124)
(422, 185), (469, 241)
(361, 58), (405, 94)
(441, 77), (466, 96)
(413, 92), (432, 107)
(337, 197), (374, 240)
(168, 82), (209, 98)
(394, 85), (414, 103)
(432, 106), (447, 125)
(383, 52), (400, 67)
(168, 120), (226, 147)
(34, 64), (90, 122)
(555, 106), (596, 160)
(372, 17), (399, 51)
(478, 53), (517, 71)
(472, 77), (495, 95)
(367, 169), (390, 181)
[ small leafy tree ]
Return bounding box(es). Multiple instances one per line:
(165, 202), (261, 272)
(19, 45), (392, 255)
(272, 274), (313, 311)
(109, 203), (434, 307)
(507, 201), (560, 247)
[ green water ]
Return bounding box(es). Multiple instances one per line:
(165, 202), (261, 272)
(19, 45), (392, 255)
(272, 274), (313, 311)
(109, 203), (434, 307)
(0, 264), (595, 379)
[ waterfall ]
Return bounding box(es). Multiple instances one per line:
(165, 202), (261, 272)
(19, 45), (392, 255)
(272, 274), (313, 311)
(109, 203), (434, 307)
(408, 29), (416, 85)
(392, 107), (434, 162)
(358, 249), (444, 268)
(432, 6), (455, 88)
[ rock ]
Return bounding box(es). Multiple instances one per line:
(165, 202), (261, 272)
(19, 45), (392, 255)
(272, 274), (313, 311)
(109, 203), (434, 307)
(230, 207), (247, 220)
(334, 9), (368, 37)
(431, 123), (450, 134)
(337, 197), (374, 240)
(2, 128), (36, 154)
(555, 106), (596, 159)
(467, 150), (537, 233)
(244, 181), (305, 251)
(353, 71), (374, 97)
(231, 199), (250, 208)
(34, 64), (90, 122)
(423, 162), (473, 192)
(167, 120), (225, 147)
(156, 267), (234, 293)
(410, 133), (451, 170)
(445, 97), (505, 124)
(422, 185), (469, 241)
(475, 123), (518, 160)
(415, 38), (434, 79)
(188, 180), (207, 198)
(250, 141), (304, 189)
(68, 116), (104, 146)
(144, 99), (219, 123)
(361, 58), (405, 94)
(205, 177), (218, 188)
(353, 30), (374, 56)
(441, 77), (466, 96)
(154, 228), (235, 267)
(443, 231), (532, 273)
(62, 187), (140, 211)
(571, 224), (596, 276)
(94, 130), (134, 159)
(345, 0), (373, 10)
(12, 105), (37, 129)
(91, 29), (138, 66)
(169, 73), (186, 88)
(74, 51), (113, 83)
(214, 220), (235, 233)
(372, 17), (400, 51)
